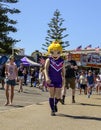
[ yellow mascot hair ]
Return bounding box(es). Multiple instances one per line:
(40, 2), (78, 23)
(48, 40), (62, 54)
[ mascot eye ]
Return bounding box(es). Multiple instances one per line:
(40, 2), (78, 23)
(57, 51), (60, 54)
(50, 51), (54, 54)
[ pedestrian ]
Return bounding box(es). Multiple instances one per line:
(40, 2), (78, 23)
(23, 67), (28, 85)
(86, 70), (95, 98)
(95, 74), (101, 94)
(0, 63), (6, 89)
(79, 71), (87, 95)
(30, 68), (35, 87)
(33, 68), (39, 87)
(39, 67), (48, 91)
(18, 63), (24, 92)
(60, 53), (78, 104)
(44, 40), (65, 116)
(4, 55), (18, 106)
(38, 67), (44, 90)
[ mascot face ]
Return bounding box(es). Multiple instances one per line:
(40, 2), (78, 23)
(48, 41), (62, 60)
(50, 50), (61, 60)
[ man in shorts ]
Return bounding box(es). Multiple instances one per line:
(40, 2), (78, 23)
(60, 53), (78, 104)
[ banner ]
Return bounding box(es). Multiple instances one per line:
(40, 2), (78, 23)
(71, 54), (81, 61)
(81, 53), (101, 68)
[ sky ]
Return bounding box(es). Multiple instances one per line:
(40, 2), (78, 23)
(8, 0), (101, 55)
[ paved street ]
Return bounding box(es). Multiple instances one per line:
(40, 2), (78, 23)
(0, 84), (49, 111)
(0, 83), (74, 111)
(0, 84), (101, 130)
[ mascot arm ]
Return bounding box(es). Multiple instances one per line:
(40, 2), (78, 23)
(62, 63), (65, 87)
(44, 58), (51, 84)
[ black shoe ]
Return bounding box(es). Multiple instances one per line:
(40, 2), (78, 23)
(54, 105), (58, 112)
(60, 99), (64, 105)
(72, 99), (75, 103)
(51, 111), (56, 116)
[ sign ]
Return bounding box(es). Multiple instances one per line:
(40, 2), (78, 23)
(81, 53), (101, 68)
(66, 54), (81, 61)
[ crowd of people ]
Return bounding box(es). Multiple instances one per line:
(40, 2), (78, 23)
(0, 46), (101, 116)
(76, 70), (101, 96)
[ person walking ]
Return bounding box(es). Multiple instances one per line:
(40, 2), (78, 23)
(38, 67), (46, 91)
(23, 67), (28, 86)
(18, 63), (24, 92)
(4, 55), (18, 106)
(33, 68), (39, 87)
(0, 63), (6, 89)
(79, 71), (87, 95)
(95, 74), (101, 94)
(86, 70), (95, 98)
(44, 40), (65, 116)
(60, 53), (78, 104)
(30, 68), (35, 87)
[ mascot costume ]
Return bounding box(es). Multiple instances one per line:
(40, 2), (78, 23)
(44, 40), (65, 116)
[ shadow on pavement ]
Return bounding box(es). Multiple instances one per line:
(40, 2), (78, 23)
(8, 104), (24, 108)
(36, 103), (45, 105)
(23, 91), (41, 95)
(77, 102), (101, 107)
(57, 113), (101, 121)
(64, 102), (101, 107)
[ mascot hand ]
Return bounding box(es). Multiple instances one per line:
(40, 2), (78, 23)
(46, 78), (51, 84)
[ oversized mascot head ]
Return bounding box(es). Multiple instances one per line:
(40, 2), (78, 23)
(48, 40), (62, 60)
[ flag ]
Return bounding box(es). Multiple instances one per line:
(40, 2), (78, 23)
(95, 46), (100, 52)
(75, 45), (82, 51)
(84, 44), (92, 50)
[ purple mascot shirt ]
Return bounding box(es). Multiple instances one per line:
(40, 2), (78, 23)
(48, 57), (64, 88)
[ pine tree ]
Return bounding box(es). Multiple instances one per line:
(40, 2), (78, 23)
(0, 0), (20, 54)
(42, 9), (69, 51)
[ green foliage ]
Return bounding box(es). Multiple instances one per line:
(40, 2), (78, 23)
(42, 9), (69, 51)
(0, 0), (20, 54)
(0, 0), (18, 3)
